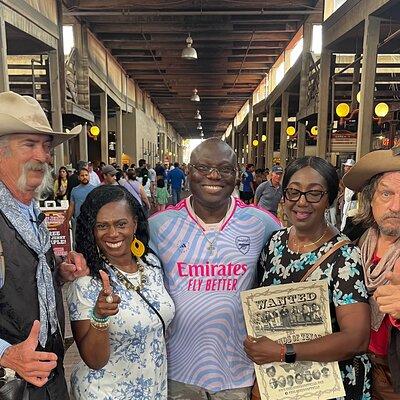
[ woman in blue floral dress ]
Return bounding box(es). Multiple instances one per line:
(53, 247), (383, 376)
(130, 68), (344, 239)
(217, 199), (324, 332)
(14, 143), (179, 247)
(245, 157), (371, 400)
(66, 185), (175, 400)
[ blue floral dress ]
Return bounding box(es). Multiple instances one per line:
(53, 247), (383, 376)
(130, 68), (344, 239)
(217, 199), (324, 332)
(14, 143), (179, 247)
(258, 229), (371, 400)
(66, 253), (175, 400)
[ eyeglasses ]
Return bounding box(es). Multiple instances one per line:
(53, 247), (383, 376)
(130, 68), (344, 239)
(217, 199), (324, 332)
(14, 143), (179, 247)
(189, 163), (236, 177)
(284, 188), (328, 203)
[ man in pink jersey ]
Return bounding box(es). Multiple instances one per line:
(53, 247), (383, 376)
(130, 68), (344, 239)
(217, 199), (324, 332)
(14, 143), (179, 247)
(149, 138), (280, 400)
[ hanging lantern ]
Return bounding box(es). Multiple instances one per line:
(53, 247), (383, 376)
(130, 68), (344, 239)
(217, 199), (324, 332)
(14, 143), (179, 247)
(336, 103), (350, 118)
(374, 102), (389, 118)
(310, 126), (318, 136)
(286, 126), (296, 136)
(356, 91), (361, 103)
(252, 139), (259, 147)
(261, 134), (267, 142)
(88, 125), (100, 140)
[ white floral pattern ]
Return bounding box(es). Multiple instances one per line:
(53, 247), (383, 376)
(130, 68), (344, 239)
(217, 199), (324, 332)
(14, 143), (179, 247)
(259, 229), (371, 400)
(66, 253), (175, 400)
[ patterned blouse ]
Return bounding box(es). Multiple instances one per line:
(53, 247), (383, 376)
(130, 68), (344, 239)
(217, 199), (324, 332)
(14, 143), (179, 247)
(258, 229), (371, 400)
(66, 253), (175, 400)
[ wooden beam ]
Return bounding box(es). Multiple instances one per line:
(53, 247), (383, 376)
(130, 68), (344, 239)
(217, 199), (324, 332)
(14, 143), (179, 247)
(279, 93), (289, 168)
(100, 91), (109, 163)
(356, 16), (381, 159)
(266, 105), (275, 169)
(0, 10), (9, 92)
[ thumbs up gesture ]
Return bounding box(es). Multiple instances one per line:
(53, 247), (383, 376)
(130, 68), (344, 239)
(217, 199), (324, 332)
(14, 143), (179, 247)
(0, 320), (58, 387)
(374, 259), (400, 319)
(94, 270), (121, 319)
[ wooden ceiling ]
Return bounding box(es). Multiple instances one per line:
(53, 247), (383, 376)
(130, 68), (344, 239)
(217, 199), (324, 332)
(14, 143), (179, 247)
(64, 0), (320, 138)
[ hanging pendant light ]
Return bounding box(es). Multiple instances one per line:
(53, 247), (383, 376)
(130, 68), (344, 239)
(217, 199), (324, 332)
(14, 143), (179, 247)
(194, 110), (202, 120)
(190, 88), (200, 102)
(197, 122), (202, 130)
(181, 34), (197, 60)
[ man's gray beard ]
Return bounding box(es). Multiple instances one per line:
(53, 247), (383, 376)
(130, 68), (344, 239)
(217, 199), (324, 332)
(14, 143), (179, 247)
(17, 161), (54, 200)
(379, 225), (400, 237)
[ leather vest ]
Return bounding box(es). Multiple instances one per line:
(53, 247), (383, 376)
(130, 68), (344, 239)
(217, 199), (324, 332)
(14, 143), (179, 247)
(0, 212), (65, 350)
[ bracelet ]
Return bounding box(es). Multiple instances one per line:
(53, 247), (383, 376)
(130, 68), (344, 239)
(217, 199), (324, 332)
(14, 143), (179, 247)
(91, 309), (109, 323)
(280, 344), (285, 362)
(90, 320), (109, 331)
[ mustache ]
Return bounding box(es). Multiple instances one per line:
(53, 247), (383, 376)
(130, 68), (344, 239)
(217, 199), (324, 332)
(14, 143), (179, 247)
(383, 212), (400, 220)
(25, 161), (46, 172)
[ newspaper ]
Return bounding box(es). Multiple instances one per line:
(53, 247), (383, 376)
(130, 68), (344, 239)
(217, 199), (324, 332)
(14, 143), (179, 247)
(241, 280), (345, 400)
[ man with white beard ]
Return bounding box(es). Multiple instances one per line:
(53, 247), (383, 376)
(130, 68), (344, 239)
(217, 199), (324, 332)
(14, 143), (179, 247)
(0, 91), (89, 400)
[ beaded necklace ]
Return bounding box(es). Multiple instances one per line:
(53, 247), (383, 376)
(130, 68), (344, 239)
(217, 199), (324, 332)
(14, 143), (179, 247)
(101, 255), (147, 292)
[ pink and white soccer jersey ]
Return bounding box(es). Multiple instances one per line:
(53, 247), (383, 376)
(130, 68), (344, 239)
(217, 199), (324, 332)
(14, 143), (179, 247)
(149, 196), (280, 392)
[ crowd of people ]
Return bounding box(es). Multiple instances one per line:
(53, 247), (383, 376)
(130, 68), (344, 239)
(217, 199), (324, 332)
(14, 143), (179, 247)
(0, 90), (399, 400)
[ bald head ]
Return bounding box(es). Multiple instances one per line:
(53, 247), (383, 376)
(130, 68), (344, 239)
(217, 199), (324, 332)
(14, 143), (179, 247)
(190, 138), (236, 164)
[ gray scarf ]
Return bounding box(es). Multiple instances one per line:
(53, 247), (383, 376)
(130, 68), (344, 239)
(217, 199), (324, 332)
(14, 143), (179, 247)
(361, 226), (400, 331)
(0, 182), (58, 347)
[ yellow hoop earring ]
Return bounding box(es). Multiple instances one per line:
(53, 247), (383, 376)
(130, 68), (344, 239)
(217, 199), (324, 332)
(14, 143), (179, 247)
(130, 236), (145, 258)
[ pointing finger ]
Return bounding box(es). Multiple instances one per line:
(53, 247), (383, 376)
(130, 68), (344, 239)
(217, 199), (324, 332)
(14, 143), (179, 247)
(99, 270), (111, 294)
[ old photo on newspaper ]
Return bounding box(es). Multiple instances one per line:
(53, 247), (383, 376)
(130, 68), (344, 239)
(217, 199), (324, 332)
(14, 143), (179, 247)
(241, 280), (345, 400)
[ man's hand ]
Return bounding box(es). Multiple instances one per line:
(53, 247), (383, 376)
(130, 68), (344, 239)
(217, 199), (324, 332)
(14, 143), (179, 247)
(0, 321), (57, 387)
(58, 251), (89, 283)
(374, 259), (400, 319)
(244, 335), (281, 365)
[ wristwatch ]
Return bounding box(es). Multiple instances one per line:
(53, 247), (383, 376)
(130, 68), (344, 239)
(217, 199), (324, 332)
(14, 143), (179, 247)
(284, 344), (296, 363)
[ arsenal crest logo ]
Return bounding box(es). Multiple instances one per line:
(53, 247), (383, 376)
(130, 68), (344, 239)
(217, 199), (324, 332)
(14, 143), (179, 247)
(235, 236), (250, 254)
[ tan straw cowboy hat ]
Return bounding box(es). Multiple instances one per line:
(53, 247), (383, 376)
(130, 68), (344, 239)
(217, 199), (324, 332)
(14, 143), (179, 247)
(0, 91), (81, 147)
(343, 145), (400, 192)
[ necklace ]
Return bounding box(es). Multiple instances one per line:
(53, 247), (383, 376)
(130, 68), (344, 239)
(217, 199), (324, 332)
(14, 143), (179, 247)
(290, 225), (329, 253)
(191, 198), (230, 253)
(101, 255), (147, 292)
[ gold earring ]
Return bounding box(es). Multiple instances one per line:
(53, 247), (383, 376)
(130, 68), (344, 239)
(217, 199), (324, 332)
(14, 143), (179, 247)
(130, 236), (145, 258)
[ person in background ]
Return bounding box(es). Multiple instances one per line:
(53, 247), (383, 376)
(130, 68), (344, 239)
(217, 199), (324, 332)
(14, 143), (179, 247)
(123, 168), (151, 211)
(254, 168), (264, 191)
(254, 165), (283, 216)
(240, 163), (255, 204)
(95, 161), (105, 183)
(248, 156), (371, 400)
(67, 185), (174, 399)
(155, 162), (166, 182)
(167, 162), (186, 205)
(343, 147), (400, 399)
(340, 158), (357, 230)
(54, 166), (69, 201)
(156, 178), (169, 211)
(147, 163), (157, 208)
(66, 167), (95, 224)
(87, 162), (100, 187)
(149, 138), (280, 399)
(66, 160), (87, 200)
(0, 91), (88, 399)
(102, 165), (118, 186)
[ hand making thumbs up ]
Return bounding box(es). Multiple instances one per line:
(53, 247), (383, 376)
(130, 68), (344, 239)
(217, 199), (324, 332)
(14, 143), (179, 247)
(374, 258), (400, 319)
(0, 320), (58, 387)
(94, 270), (121, 319)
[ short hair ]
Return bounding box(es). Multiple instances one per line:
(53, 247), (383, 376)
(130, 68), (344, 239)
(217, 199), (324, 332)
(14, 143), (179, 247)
(352, 173), (383, 227)
(138, 159), (146, 167)
(78, 167), (89, 174)
(282, 156), (339, 206)
(126, 169), (137, 180)
(76, 185), (149, 278)
(174, 162), (179, 168)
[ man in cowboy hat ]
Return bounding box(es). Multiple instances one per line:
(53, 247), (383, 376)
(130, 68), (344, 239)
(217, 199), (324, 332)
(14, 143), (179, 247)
(343, 146), (400, 399)
(0, 91), (88, 399)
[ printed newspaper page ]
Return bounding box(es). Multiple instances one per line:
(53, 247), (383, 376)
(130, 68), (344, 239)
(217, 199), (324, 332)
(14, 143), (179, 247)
(241, 280), (345, 400)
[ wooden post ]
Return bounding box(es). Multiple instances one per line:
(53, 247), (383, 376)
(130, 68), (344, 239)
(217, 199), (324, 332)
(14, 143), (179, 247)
(247, 96), (254, 163)
(351, 54), (361, 111)
(356, 16), (381, 159)
(79, 122), (88, 161)
(237, 132), (243, 165)
(266, 105), (275, 169)
(297, 22), (313, 158)
(100, 91), (109, 163)
(48, 49), (65, 168)
(316, 49), (332, 159)
(0, 12), (9, 92)
(280, 93), (289, 168)
(231, 122), (236, 152)
(256, 116), (264, 168)
(116, 108), (123, 166)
